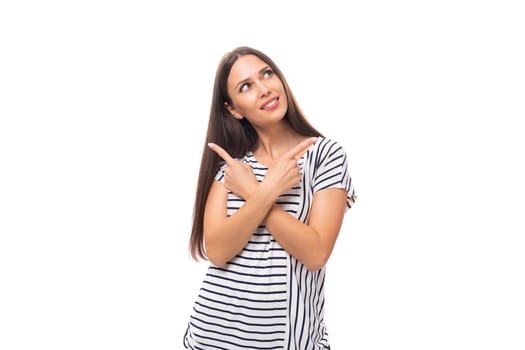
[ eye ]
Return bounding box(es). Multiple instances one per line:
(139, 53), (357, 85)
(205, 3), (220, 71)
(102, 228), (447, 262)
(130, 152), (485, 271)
(263, 69), (273, 79)
(239, 82), (250, 92)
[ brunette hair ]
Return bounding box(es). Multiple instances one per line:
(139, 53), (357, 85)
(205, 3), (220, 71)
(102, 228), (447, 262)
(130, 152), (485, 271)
(189, 46), (323, 260)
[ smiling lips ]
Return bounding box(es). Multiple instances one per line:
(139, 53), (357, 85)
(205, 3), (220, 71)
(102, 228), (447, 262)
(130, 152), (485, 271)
(261, 97), (279, 110)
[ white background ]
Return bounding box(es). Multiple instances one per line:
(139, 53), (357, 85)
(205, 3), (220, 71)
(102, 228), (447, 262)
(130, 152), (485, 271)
(1, 1), (524, 349)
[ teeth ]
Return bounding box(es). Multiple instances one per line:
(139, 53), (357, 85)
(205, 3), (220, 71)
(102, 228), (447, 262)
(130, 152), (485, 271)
(263, 99), (276, 109)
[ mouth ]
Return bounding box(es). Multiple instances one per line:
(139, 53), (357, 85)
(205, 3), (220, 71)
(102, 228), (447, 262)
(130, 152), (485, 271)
(260, 97), (279, 110)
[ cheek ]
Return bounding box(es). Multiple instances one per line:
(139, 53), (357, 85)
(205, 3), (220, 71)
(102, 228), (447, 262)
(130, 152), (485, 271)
(276, 86), (288, 104)
(235, 93), (257, 110)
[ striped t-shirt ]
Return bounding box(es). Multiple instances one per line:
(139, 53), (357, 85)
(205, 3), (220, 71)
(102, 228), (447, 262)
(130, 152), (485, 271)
(183, 137), (356, 350)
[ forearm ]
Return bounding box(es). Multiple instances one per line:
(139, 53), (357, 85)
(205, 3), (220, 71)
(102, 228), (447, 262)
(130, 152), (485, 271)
(205, 186), (277, 267)
(264, 205), (326, 272)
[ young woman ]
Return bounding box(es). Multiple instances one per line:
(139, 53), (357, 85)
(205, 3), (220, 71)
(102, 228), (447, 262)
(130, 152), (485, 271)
(183, 46), (356, 349)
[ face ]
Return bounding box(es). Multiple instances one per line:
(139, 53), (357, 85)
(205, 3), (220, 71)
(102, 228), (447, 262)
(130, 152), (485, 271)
(225, 54), (288, 128)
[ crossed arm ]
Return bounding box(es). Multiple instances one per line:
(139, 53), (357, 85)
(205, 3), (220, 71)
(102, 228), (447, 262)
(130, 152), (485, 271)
(203, 138), (348, 272)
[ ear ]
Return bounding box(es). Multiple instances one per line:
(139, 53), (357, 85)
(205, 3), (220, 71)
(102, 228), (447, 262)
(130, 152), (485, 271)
(224, 102), (244, 120)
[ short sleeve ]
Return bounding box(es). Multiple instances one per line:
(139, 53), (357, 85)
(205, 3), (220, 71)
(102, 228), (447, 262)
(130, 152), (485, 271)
(214, 162), (227, 183)
(312, 139), (357, 211)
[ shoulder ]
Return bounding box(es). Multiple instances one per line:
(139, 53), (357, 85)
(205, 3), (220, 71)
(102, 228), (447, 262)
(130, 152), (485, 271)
(310, 137), (349, 163)
(313, 137), (346, 150)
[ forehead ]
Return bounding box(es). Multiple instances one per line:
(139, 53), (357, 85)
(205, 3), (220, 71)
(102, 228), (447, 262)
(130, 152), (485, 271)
(228, 54), (268, 83)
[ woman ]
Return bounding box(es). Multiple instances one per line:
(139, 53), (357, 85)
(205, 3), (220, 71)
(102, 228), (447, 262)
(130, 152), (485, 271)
(183, 46), (356, 349)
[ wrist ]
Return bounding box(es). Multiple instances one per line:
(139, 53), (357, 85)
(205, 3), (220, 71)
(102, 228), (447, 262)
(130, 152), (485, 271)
(254, 182), (279, 204)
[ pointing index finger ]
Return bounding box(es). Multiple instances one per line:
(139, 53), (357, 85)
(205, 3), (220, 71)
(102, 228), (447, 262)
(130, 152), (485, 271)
(208, 143), (235, 164)
(285, 137), (318, 160)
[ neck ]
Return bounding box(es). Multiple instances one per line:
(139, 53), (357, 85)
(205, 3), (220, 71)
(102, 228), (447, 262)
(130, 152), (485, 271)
(254, 125), (306, 162)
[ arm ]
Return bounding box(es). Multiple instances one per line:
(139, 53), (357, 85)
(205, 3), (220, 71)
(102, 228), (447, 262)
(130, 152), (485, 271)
(264, 187), (348, 272)
(203, 178), (277, 267)
(206, 138), (348, 270)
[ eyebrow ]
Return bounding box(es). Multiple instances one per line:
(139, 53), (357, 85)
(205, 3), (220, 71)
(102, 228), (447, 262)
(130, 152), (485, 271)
(235, 65), (271, 90)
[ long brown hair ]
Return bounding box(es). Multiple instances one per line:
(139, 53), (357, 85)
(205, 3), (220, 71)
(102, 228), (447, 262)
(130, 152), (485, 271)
(189, 46), (323, 261)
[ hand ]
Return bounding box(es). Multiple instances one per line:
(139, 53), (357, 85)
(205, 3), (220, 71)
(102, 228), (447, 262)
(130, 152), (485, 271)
(208, 143), (259, 199)
(262, 137), (317, 198)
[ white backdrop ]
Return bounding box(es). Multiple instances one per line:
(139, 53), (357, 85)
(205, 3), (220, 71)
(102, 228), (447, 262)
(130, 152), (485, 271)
(1, 1), (524, 349)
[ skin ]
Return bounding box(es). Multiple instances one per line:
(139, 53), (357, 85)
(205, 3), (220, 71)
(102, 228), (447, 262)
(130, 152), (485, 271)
(204, 55), (348, 272)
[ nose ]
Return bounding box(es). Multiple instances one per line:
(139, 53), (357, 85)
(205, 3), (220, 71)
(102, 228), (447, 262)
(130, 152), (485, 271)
(255, 80), (271, 98)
